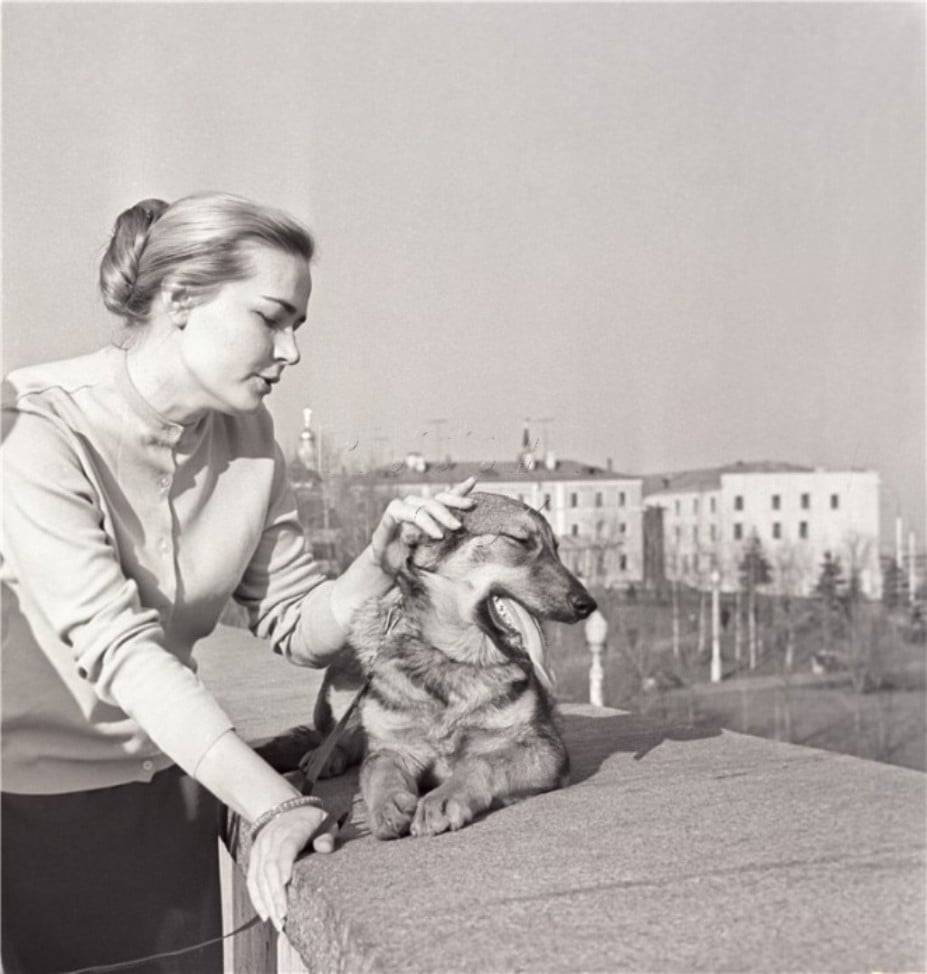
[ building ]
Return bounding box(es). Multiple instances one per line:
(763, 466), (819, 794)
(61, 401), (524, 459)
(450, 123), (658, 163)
(364, 430), (644, 588)
(642, 461), (882, 597)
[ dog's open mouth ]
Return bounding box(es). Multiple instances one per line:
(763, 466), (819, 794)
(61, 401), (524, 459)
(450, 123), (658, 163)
(487, 596), (525, 645)
(481, 595), (554, 692)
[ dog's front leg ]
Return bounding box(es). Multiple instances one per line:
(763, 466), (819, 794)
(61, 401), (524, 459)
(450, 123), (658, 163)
(411, 742), (567, 837)
(360, 748), (422, 840)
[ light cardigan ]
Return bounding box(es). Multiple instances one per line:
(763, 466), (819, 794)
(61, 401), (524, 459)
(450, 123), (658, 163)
(1, 345), (348, 794)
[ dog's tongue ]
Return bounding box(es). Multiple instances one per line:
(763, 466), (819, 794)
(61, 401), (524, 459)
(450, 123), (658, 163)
(496, 597), (554, 694)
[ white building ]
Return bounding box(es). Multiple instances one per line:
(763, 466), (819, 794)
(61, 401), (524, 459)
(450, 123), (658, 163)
(643, 461), (882, 597)
(367, 448), (644, 588)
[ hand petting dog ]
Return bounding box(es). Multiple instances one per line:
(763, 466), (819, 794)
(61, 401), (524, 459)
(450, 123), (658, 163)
(328, 477), (478, 630)
(369, 476), (478, 575)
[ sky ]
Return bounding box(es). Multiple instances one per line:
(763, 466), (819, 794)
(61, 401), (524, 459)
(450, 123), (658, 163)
(2, 2), (924, 549)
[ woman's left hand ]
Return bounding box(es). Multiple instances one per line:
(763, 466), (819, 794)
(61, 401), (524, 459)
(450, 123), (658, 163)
(370, 476), (477, 575)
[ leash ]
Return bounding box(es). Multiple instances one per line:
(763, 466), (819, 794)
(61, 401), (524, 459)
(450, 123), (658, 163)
(298, 676), (370, 794)
(57, 914), (264, 974)
(298, 603), (399, 795)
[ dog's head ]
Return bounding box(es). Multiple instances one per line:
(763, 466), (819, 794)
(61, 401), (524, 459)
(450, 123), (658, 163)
(399, 491), (597, 656)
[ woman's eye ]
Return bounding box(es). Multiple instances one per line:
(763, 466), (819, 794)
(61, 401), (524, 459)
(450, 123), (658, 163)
(256, 312), (281, 327)
(504, 534), (531, 546)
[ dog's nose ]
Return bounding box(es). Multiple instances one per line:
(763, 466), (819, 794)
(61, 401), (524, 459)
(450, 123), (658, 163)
(570, 592), (597, 618)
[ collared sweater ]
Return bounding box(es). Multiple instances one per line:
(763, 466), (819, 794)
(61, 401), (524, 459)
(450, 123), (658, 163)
(1, 345), (348, 794)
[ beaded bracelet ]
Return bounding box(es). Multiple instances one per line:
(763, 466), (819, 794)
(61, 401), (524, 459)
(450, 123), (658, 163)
(248, 795), (324, 845)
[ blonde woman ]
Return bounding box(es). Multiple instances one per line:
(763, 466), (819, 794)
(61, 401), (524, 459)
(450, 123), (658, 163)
(0, 192), (474, 973)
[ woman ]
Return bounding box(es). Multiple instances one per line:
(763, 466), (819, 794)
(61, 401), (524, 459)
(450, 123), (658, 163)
(0, 192), (474, 973)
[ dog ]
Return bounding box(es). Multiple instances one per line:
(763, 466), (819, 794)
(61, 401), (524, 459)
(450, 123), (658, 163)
(298, 491), (597, 840)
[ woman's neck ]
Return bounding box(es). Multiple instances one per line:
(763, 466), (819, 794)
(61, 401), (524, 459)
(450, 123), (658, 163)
(124, 329), (205, 426)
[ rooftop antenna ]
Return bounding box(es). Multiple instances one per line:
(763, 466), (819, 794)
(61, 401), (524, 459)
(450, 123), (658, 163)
(529, 416), (555, 454)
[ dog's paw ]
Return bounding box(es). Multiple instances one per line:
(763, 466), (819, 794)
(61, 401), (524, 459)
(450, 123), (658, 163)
(410, 789), (472, 837)
(299, 743), (350, 781)
(368, 789), (418, 840)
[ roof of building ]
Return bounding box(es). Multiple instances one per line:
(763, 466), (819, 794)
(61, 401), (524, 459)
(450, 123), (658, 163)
(642, 460), (814, 496)
(367, 458), (639, 485)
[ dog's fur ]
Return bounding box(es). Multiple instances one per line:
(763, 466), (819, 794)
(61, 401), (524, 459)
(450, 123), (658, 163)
(302, 492), (596, 840)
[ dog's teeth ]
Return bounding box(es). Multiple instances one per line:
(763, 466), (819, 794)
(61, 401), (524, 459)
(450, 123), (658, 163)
(493, 597), (512, 621)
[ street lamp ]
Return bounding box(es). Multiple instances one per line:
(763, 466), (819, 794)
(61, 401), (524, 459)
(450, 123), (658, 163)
(584, 609), (608, 707)
(710, 569), (722, 683)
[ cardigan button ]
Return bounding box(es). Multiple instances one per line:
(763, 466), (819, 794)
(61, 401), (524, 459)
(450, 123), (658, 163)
(142, 760), (154, 772)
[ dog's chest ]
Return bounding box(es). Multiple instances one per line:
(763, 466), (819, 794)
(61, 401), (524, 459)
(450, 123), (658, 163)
(362, 651), (532, 752)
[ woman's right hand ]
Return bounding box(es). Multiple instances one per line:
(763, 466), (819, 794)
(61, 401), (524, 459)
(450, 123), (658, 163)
(246, 801), (338, 932)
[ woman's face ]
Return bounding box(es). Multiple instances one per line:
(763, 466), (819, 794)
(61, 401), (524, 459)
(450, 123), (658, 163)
(177, 245), (312, 416)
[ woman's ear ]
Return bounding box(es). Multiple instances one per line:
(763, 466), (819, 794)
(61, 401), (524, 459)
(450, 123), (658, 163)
(161, 281), (194, 328)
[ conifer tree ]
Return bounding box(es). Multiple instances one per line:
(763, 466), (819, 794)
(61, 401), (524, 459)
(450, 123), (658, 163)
(738, 535), (771, 668)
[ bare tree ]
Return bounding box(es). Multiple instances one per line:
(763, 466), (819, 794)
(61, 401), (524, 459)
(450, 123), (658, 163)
(772, 542), (807, 671)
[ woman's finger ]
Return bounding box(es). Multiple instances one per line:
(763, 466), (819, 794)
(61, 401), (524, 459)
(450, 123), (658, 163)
(447, 476), (478, 498)
(246, 860), (269, 923)
(415, 498), (464, 533)
(311, 824), (337, 854)
(401, 500), (444, 540)
(433, 491), (477, 511)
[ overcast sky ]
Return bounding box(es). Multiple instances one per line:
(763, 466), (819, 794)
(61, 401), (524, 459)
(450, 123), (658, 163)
(2, 2), (923, 548)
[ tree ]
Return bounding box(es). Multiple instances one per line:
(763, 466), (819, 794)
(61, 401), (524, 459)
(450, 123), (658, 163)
(881, 556), (907, 610)
(814, 551), (846, 652)
(772, 543), (807, 671)
(738, 535), (772, 669)
(814, 551), (845, 604)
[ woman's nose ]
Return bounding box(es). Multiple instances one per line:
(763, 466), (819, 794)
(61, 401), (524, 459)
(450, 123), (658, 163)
(274, 328), (300, 366)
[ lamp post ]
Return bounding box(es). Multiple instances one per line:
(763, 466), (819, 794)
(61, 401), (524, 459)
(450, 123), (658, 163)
(585, 609), (608, 707)
(710, 568), (722, 684)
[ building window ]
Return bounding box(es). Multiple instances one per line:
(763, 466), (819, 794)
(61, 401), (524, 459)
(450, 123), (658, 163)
(543, 493), (551, 510)
(674, 500), (681, 516)
(619, 554), (627, 571)
(734, 496), (744, 511)
(801, 493), (810, 509)
(772, 522), (781, 540)
(694, 553), (700, 572)
(710, 524), (717, 541)
(595, 491), (603, 508)
(734, 523), (743, 541)
(517, 493), (524, 503)
(681, 555), (689, 573)
(619, 522), (627, 534)
(570, 523), (578, 537)
(595, 520), (604, 538)
(570, 492), (578, 508)
(710, 497), (716, 514)
(618, 491), (626, 507)
(674, 526), (681, 541)
(772, 494), (780, 510)
(799, 521), (808, 539)
(831, 493), (839, 510)
(693, 525), (699, 542)
(693, 498), (699, 515)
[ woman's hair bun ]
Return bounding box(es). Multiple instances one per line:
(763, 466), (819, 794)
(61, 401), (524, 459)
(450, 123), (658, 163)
(99, 198), (169, 319)
(98, 192), (315, 323)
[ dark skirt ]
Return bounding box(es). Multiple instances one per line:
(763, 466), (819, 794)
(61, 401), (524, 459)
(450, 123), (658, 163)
(1, 766), (223, 974)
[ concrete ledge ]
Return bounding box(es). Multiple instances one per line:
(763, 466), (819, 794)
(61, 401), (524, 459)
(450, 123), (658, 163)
(241, 705), (925, 973)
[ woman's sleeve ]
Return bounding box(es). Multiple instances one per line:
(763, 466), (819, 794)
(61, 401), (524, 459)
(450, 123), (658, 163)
(1, 409), (234, 777)
(232, 444), (350, 667)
